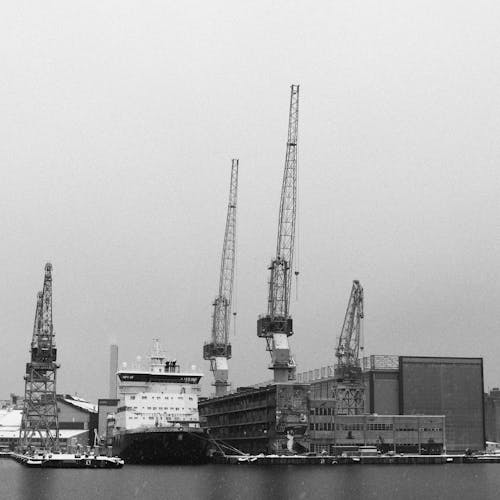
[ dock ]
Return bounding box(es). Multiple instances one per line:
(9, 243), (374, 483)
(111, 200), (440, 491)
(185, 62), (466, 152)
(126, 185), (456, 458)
(11, 452), (124, 468)
(212, 453), (500, 465)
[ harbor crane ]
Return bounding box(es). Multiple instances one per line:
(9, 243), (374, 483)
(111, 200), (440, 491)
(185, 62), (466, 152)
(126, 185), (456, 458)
(203, 159), (239, 396)
(257, 85), (299, 383)
(333, 280), (365, 414)
(19, 263), (60, 451)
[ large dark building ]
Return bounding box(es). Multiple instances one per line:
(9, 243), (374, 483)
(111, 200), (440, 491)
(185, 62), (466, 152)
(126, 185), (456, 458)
(399, 357), (484, 452)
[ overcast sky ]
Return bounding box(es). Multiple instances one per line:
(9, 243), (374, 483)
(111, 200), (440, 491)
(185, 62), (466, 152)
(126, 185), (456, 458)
(1, 1), (499, 402)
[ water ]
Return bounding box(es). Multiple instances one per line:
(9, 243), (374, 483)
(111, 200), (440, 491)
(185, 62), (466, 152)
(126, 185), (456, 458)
(1, 459), (499, 500)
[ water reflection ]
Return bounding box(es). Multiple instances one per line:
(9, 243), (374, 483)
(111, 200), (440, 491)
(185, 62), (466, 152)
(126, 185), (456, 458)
(1, 462), (500, 500)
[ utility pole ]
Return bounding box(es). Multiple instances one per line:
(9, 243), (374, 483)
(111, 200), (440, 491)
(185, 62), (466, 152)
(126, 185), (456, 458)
(257, 85), (299, 383)
(203, 159), (239, 396)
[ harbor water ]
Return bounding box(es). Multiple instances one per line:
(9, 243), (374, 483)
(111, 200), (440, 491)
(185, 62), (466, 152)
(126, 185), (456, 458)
(2, 459), (500, 500)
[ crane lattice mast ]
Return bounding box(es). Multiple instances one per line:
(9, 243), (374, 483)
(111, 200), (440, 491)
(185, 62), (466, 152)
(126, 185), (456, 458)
(19, 263), (60, 451)
(203, 159), (239, 396)
(333, 280), (365, 415)
(257, 84), (299, 383)
(335, 280), (364, 379)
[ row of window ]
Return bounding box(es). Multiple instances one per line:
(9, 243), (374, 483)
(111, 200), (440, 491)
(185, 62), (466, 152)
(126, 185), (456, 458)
(132, 406), (196, 411)
(310, 408), (334, 416)
(310, 423), (443, 432)
(214, 425), (268, 437)
(128, 415), (192, 421)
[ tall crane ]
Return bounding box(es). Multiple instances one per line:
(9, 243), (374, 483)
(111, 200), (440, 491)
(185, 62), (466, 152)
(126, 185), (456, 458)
(19, 263), (60, 451)
(257, 85), (299, 383)
(333, 280), (365, 414)
(203, 159), (239, 396)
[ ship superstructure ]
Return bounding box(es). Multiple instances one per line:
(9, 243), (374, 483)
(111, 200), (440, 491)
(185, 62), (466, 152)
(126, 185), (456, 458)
(111, 339), (207, 463)
(115, 339), (202, 431)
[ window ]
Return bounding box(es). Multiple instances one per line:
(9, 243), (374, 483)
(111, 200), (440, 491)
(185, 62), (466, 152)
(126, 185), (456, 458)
(130, 396), (135, 400)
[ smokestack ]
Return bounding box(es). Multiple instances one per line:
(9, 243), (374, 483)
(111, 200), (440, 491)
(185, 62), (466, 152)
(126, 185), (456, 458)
(109, 344), (118, 398)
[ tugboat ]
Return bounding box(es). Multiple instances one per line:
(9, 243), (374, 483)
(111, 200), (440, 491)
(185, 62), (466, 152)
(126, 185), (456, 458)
(110, 339), (209, 464)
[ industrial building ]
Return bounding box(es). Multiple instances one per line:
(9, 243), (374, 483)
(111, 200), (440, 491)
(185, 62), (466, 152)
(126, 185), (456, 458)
(57, 394), (98, 446)
(201, 355), (484, 454)
(308, 407), (445, 455)
(200, 383), (309, 455)
(97, 398), (119, 441)
(484, 388), (500, 443)
(1, 394), (97, 451)
(199, 383), (446, 455)
(298, 355), (485, 452)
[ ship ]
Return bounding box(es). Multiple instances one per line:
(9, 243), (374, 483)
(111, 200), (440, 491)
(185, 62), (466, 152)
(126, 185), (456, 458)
(110, 339), (209, 464)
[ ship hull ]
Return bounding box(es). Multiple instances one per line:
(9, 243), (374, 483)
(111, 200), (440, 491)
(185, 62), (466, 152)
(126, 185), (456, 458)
(112, 427), (209, 464)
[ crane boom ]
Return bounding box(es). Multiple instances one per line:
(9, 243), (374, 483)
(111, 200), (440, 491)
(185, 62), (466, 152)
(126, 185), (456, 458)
(203, 159), (239, 396)
(335, 280), (364, 380)
(257, 85), (299, 383)
(271, 84), (299, 319)
(214, 158), (238, 347)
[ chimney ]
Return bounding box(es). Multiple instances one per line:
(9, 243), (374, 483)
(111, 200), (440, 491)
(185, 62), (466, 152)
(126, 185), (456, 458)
(109, 344), (118, 398)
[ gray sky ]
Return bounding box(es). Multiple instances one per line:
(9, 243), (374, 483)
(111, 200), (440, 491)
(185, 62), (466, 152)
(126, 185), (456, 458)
(1, 1), (499, 402)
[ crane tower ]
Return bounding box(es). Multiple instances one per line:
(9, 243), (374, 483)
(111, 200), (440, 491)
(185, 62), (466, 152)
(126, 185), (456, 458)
(333, 280), (365, 415)
(203, 159), (239, 396)
(19, 263), (60, 451)
(257, 85), (299, 383)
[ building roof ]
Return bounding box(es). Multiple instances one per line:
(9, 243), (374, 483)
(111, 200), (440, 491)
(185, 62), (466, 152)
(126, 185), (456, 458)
(0, 409), (22, 427)
(57, 395), (97, 413)
(0, 428), (88, 439)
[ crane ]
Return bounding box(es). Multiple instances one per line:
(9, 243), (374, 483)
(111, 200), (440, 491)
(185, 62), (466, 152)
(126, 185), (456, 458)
(19, 263), (60, 451)
(333, 280), (365, 415)
(203, 159), (239, 396)
(335, 280), (364, 380)
(257, 85), (299, 383)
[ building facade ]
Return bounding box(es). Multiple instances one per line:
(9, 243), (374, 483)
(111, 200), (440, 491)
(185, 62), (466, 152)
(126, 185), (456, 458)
(57, 394), (99, 447)
(399, 357), (484, 452)
(200, 382), (446, 455)
(199, 384), (309, 454)
(97, 398), (119, 442)
(308, 399), (444, 454)
(485, 388), (500, 443)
